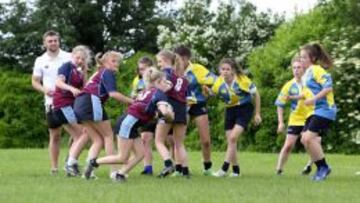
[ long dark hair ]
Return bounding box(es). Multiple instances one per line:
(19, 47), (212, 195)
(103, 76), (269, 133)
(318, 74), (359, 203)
(301, 43), (333, 69)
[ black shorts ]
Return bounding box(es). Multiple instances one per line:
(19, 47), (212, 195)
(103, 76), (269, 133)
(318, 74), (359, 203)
(73, 93), (108, 122)
(287, 126), (304, 135)
(167, 98), (187, 124)
(188, 102), (208, 117)
(46, 106), (78, 129)
(225, 103), (253, 130)
(302, 115), (332, 135)
(113, 114), (144, 139)
(140, 120), (157, 133)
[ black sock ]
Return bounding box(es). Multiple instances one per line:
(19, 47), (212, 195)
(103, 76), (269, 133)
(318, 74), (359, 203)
(204, 161), (212, 170)
(232, 165), (240, 174)
(314, 158), (327, 169)
(221, 161), (230, 172)
(90, 158), (99, 168)
(175, 164), (182, 173)
(164, 159), (173, 167)
(182, 167), (189, 175)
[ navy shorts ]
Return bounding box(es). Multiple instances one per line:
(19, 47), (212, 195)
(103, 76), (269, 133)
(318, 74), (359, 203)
(287, 126), (304, 135)
(225, 103), (253, 130)
(46, 106), (78, 129)
(168, 97), (187, 124)
(73, 93), (108, 122)
(114, 114), (143, 139)
(140, 120), (157, 133)
(188, 102), (208, 117)
(303, 115), (332, 135)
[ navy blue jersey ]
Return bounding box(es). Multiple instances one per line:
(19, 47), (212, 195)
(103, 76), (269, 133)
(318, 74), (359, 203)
(53, 61), (84, 109)
(82, 68), (117, 103)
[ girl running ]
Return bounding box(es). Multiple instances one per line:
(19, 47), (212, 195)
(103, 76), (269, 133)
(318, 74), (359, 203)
(131, 57), (157, 175)
(275, 55), (316, 175)
(155, 50), (190, 178)
(74, 51), (133, 179)
(211, 58), (261, 177)
(300, 43), (336, 181)
(83, 67), (174, 182)
(52, 45), (91, 176)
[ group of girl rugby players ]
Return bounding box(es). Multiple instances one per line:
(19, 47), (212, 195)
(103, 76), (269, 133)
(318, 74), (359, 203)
(33, 31), (337, 182)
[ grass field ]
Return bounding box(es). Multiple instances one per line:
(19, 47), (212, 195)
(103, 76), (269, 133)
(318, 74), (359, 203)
(0, 149), (359, 203)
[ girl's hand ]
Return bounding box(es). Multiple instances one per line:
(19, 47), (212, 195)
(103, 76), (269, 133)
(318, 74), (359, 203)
(277, 122), (285, 134)
(304, 98), (316, 106)
(71, 87), (81, 97)
(254, 114), (262, 126)
(286, 94), (304, 100)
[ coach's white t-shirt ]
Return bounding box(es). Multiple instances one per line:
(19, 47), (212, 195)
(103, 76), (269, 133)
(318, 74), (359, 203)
(32, 49), (71, 106)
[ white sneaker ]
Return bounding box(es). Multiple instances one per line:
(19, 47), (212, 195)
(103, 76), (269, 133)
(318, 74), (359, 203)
(355, 171), (360, 176)
(213, 169), (227, 177)
(229, 173), (241, 178)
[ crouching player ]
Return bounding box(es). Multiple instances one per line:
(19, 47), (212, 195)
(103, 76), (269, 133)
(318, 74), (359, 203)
(84, 67), (174, 182)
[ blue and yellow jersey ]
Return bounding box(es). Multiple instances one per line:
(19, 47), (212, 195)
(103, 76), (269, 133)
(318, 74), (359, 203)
(185, 63), (217, 105)
(302, 65), (336, 120)
(131, 75), (146, 97)
(275, 78), (309, 126)
(211, 74), (256, 107)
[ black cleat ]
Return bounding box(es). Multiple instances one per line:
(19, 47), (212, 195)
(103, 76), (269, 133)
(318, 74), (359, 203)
(301, 165), (312, 175)
(276, 169), (283, 175)
(140, 170), (153, 176)
(157, 166), (174, 178)
(83, 159), (98, 180)
(113, 173), (126, 183)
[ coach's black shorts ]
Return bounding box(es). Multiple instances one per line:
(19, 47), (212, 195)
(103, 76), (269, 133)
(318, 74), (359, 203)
(287, 126), (304, 135)
(225, 103), (254, 130)
(46, 106), (78, 129)
(302, 115), (332, 135)
(188, 102), (208, 117)
(74, 93), (108, 122)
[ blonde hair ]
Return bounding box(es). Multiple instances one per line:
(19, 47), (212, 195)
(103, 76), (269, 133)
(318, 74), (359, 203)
(72, 45), (92, 65)
(143, 67), (164, 88)
(291, 53), (301, 64)
(95, 51), (123, 68)
(157, 50), (185, 76)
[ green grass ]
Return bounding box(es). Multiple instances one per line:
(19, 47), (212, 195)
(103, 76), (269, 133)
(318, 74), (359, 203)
(0, 149), (359, 203)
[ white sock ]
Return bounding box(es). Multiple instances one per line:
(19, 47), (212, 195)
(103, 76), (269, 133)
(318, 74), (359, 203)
(67, 157), (78, 166)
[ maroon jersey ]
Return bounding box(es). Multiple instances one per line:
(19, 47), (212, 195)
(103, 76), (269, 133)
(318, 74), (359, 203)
(127, 87), (168, 122)
(53, 61), (84, 109)
(81, 68), (117, 103)
(163, 67), (188, 103)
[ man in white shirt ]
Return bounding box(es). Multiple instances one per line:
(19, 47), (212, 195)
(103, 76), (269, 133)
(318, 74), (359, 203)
(32, 30), (71, 175)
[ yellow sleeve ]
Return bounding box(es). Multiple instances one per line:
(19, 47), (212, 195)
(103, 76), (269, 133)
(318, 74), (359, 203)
(211, 77), (222, 95)
(130, 76), (139, 97)
(313, 65), (333, 89)
(238, 75), (256, 94)
(275, 82), (290, 107)
(193, 64), (217, 86)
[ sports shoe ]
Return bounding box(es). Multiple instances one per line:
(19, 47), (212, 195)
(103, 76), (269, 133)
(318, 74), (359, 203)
(301, 164), (312, 175)
(203, 169), (214, 176)
(213, 169), (227, 177)
(66, 163), (81, 177)
(312, 166), (331, 181)
(229, 173), (240, 178)
(157, 166), (174, 178)
(170, 171), (182, 177)
(113, 173), (126, 183)
(276, 169), (283, 175)
(355, 171), (360, 176)
(83, 161), (97, 180)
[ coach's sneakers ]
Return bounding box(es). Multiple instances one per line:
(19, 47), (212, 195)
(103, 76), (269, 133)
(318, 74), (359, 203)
(213, 169), (227, 177)
(301, 164), (312, 175)
(312, 166), (331, 181)
(203, 169), (214, 176)
(157, 166), (174, 178)
(66, 163), (81, 177)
